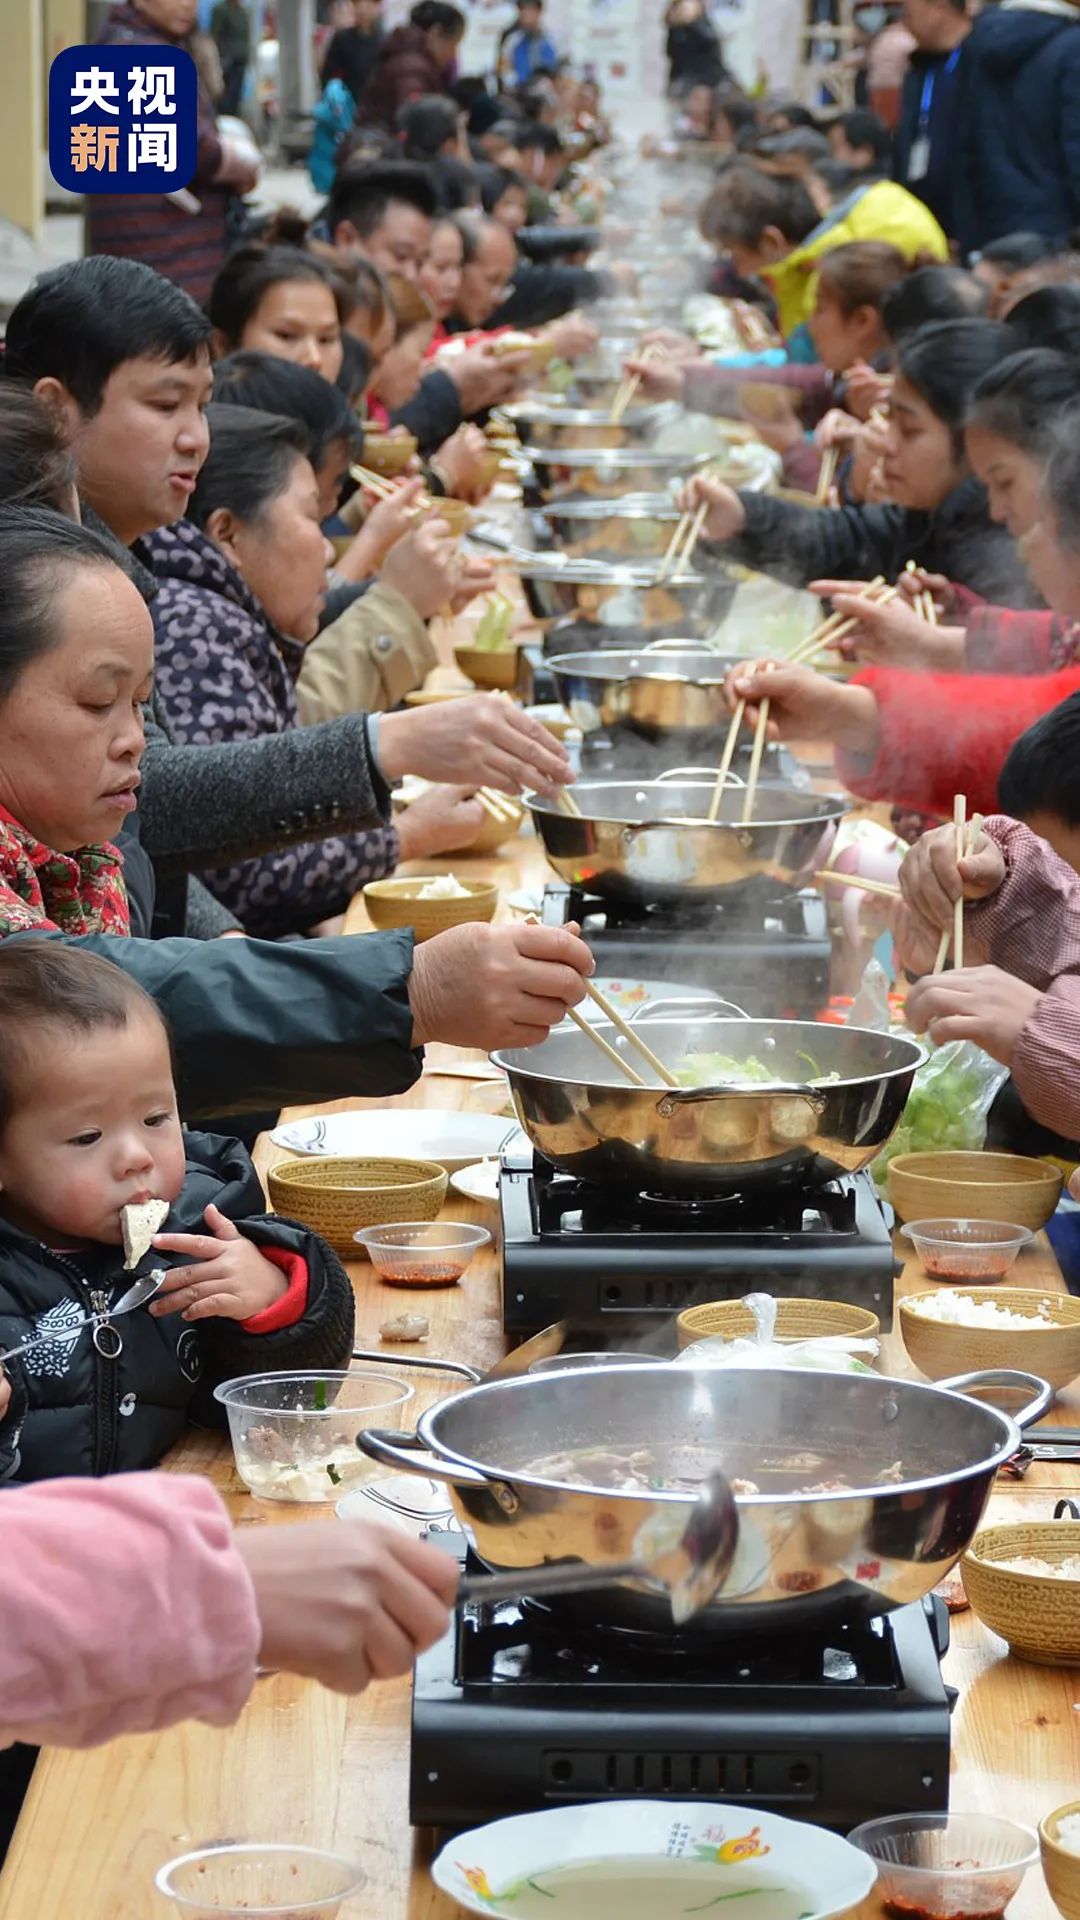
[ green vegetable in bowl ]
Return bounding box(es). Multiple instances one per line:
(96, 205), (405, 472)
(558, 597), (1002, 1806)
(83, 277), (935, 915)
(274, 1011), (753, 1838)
(473, 593), (515, 653)
(675, 1051), (839, 1089)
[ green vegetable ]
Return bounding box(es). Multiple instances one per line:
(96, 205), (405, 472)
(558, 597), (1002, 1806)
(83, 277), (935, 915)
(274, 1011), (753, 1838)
(544, 356), (575, 395)
(872, 1041), (1004, 1189)
(675, 1051), (838, 1089)
(313, 1379), (328, 1412)
(326, 1461), (341, 1485)
(473, 593), (515, 653)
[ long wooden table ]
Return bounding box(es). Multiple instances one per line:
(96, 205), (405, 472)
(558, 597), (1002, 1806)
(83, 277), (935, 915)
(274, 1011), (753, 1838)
(4, 786), (1080, 1918)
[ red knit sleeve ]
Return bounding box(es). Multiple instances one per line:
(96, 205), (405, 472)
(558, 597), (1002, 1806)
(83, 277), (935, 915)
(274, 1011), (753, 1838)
(965, 607), (1057, 675)
(240, 1247), (310, 1334)
(834, 664), (1080, 819)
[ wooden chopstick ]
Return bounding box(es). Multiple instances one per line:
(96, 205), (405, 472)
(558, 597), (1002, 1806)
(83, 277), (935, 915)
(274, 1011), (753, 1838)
(580, 978), (678, 1087)
(812, 870), (901, 900)
(555, 787), (582, 818)
(707, 699), (744, 822)
(476, 788), (522, 824)
(740, 664), (775, 826)
(787, 576), (888, 666)
(932, 794), (969, 975)
(815, 445), (838, 505)
(920, 591), (938, 627)
(657, 499), (708, 583)
(565, 1003), (648, 1086)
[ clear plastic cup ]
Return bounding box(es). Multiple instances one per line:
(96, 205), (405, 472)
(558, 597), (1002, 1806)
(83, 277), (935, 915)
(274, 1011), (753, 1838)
(901, 1218), (1033, 1284)
(155, 1842), (364, 1917)
(848, 1812), (1039, 1919)
(354, 1220), (490, 1286)
(213, 1370), (413, 1503)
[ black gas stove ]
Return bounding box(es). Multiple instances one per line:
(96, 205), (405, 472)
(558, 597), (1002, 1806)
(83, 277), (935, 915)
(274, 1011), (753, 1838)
(540, 878), (832, 1020)
(411, 1535), (953, 1833)
(499, 1145), (896, 1334)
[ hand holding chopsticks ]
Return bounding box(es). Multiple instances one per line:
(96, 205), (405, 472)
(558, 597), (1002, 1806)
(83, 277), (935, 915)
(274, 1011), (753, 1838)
(931, 799), (984, 974)
(609, 343), (666, 425)
(523, 915), (676, 1087)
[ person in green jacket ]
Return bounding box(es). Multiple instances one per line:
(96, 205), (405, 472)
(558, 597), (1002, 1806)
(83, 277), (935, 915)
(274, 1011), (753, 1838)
(211, 0), (252, 115)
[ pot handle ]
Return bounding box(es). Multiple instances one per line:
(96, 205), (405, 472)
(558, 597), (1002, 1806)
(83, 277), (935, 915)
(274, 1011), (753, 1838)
(938, 1368), (1054, 1431)
(655, 765), (746, 787)
(1054, 1498), (1080, 1521)
(352, 1348), (483, 1384)
(357, 1426), (499, 1493)
(629, 996), (750, 1024)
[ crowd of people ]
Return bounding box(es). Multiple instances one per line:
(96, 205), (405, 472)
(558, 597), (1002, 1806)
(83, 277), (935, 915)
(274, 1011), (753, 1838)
(5, 0), (1080, 1844)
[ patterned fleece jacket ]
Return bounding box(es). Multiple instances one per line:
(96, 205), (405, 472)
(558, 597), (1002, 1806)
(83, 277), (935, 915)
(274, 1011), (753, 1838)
(144, 521), (399, 939)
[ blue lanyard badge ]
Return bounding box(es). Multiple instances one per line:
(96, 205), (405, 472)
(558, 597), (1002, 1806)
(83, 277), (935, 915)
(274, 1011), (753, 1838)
(909, 46), (959, 181)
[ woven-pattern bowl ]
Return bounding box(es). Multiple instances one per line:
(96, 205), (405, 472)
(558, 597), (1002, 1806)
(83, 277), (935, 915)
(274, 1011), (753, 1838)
(676, 1296), (881, 1351)
(362, 430), (417, 476)
(963, 1521), (1080, 1666)
(267, 1155), (447, 1254)
(1041, 1801), (1080, 1920)
(888, 1150), (1062, 1231)
(362, 875), (498, 940)
(899, 1286), (1080, 1390)
(454, 640), (522, 691)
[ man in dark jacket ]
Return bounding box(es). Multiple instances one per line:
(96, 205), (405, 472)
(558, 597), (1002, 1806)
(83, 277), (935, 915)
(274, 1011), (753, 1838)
(954, 0), (1080, 255)
(894, 0), (972, 239)
(361, 0), (465, 129)
(321, 0), (385, 104)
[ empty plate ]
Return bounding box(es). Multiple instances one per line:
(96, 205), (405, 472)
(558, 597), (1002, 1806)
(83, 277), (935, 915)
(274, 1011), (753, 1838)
(270, 1109), (516, 1171)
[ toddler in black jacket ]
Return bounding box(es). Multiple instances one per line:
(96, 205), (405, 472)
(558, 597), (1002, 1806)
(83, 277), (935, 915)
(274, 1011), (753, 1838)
(0, 943), (354, 1482)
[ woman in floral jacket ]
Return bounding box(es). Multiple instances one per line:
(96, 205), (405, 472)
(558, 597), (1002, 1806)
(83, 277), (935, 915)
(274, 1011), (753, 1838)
(146, 404), (481, 938)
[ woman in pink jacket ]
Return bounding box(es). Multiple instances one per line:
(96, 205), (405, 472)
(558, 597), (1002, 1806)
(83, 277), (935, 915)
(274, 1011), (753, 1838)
(0, 1365), (458, 1752)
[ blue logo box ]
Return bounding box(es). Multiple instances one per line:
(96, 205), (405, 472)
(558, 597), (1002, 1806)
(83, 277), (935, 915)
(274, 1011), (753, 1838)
(49, 45), (198, 195)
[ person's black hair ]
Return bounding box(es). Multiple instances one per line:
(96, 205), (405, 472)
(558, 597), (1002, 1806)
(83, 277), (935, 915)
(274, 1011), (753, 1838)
(454, 208), (501, 263)
(978, 231), (1052, 274)
(409, 0), (465, 36)
(1004, 284), (1080, 359)
(0, 505), (127, 700)
(432, 151), (480, 209)
(700, 161), (819, 250)
(211, 352), (360, 468)
(3, 257), (210, 417)
(487, 115), (528, 146)
(0, 942), (164, 1134)
(835, 108), (891, 166)
(327, 158), (439, 237)
(765, 99), (818, 131)
(999, 693), (1080, 828)
(896, 319), (1012, 457)
(515, 120), (564, 154)
(466, 92), (504, 136)
(714, 93), (759, 137)
(206, 244), (348, 347)
(882, 264), (989, 341)
(452, 74), (492, 110)
(396, 94), (460, 159)
(967, 348), (1080, 457)
(0, 383), (76, 512)
(188, 404), (310, 533)
(754, 127), (831, 163)
(478, 162), (527, 213)
(335, 330), (374, 405)
(518, 83), (551, 121)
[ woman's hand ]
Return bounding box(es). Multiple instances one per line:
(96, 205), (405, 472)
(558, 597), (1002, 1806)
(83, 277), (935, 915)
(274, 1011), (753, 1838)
(724, 659), (880, 753)
(336, 477), (426, 582)
(899, 819), (1007, 930)
(378, 692), (573, 795)
(896, 566), (958, 619)
(813, 408), (860, 452)
(395, 784), (484, 860)
(904, 965), (1043, 1067)
(379, 518), (462, 621)
(843, 360), (892, 422)
(675, 472), (747, 543)
(844, 415), (890, 505)
(808, 583), (968, 671)
(621, 354), (688, 403)
(543, 313), (599, 360)
(236, 1518), (459, 1693)
(149, 1204), (287, 1323)
(409, 919), (594, 1048)
(430, 425), (494, 503)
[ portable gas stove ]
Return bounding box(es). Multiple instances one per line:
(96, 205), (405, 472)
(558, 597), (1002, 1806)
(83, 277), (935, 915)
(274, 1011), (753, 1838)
(499, 1144), (896, 1333)
(411, 1535), (953, 1832)
(540, 878), (832, 1018)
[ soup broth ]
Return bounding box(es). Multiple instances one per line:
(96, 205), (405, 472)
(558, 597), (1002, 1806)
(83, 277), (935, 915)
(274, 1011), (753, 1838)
(486, 1858), (816, 1918)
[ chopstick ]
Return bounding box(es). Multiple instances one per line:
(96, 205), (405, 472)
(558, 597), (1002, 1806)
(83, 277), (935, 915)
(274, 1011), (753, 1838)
(787, 576), (890, 666)
(350, 464), (433, 514)
(812, 870), (901, 900)
(657, 499), (708, 582)
(476, 788), (523, 823)
(920, 592), (938, 627)
(608, 343), (665, 425)
(565, 1003), (648, 1086)
(932, 799), (983, 974)
(815, 445), (838, 506)
(555, 787), (582, 818)
(707, 699), (745, 822)
(580, 978), (678, 1087)
(740, 663), (775, 826)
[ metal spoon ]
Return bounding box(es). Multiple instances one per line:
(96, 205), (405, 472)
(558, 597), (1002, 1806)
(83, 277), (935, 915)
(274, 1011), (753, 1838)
(457, 1469), (739, 1626)
(0, 1269), (167, 1366)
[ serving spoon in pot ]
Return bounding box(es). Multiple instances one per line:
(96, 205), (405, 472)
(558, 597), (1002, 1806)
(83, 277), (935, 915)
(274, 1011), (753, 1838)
(457, 1469), (739, 1626)
(0, 1269), (167, 1366)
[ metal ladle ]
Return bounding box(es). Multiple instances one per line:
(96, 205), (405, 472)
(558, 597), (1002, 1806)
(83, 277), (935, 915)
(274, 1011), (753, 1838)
(457, 1469), (739, 1626)
(0, 1269), (167, 1366)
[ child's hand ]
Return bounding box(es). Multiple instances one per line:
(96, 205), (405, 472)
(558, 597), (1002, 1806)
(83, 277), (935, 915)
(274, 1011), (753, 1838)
(149, 1204), (287, 1323)
(899, 821), (1006, 931)
(904, 965), (1043, 1067)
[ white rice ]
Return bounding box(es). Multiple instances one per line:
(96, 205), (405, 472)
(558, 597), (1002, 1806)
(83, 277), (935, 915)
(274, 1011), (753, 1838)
(988, 1554), (1080, 1580)
(1055, 1813), (1080, 1855)
(906, 1291), (1054, 1328)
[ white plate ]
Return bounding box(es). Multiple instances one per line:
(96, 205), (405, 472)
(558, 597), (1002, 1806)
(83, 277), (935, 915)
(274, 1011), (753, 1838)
(450, 1160), (501, 1208)
(433, 1801), (877, 1920)
(270, 1110), (515, 1171)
